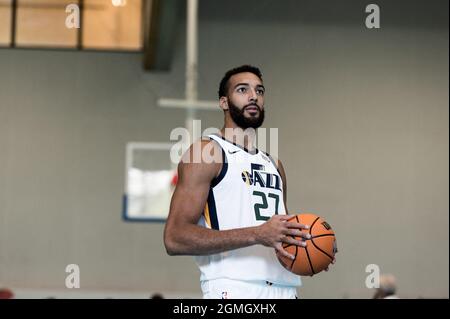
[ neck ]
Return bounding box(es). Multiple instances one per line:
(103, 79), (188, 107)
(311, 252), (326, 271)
(220, 114), (257, 151)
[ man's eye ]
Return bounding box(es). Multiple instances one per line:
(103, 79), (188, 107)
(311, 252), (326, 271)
(256, 89), (265, 95)
(237, 87), (246, 93)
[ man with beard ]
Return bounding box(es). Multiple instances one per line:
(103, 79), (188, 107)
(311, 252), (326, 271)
(164, 65), (311, 298)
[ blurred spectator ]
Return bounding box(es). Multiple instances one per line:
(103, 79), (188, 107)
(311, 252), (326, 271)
(373, 274), (399, 299)
(0, 287), (14, 299)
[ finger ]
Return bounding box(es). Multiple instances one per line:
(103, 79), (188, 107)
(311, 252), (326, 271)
(285, 221), (310, 230)
(282, 235), (307, 247)
(285, 229), (311, 240)
(278, 215), (293, 222)
(275, 244), (295, 260)
(276, 246), (295, 260)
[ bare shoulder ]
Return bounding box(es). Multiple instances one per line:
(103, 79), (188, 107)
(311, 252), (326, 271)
(178, 138), (223, 182)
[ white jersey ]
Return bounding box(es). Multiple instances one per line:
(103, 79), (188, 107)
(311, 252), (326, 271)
(195, 134), (301, 287)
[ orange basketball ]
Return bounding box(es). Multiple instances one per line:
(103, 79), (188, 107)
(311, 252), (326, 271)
(277, 213), (337, 276)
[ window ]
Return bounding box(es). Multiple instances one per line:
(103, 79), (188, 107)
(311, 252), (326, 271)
(17, 0), (78, 48)
(83, 0), (142, 50)
(1, 0), (143, 51)
(0, 0), (12, 45)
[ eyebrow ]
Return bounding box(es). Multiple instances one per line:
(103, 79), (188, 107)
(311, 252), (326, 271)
(233, 83), (265, 90)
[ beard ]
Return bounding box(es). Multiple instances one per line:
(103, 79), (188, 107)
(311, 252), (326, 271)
(228, 100), (265, 129)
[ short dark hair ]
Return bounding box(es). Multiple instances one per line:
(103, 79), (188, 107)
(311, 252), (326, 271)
(218, 65), (263, 98)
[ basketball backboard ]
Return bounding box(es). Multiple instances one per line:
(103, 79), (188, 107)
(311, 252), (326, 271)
(123, 142), (180, 222)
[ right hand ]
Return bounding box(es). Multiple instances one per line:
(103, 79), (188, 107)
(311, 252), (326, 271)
(256, 215), (311, 260)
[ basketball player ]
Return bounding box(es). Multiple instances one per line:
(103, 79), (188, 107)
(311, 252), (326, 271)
(164, 65), (331, 298)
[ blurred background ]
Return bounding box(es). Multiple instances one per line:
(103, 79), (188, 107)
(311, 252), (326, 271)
(0, 0), (448, 299)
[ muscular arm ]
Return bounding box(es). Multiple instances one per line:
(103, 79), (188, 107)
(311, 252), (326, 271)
(164, 141), (309, 258)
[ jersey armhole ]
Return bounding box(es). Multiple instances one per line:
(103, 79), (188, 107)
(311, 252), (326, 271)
(263, 151), (281, 175)
(206, 137), (228, 188)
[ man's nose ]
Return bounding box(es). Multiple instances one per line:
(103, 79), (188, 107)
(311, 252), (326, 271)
(248, 89), (258, 102)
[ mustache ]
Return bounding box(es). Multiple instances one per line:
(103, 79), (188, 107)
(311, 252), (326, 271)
(243, 103), (261, 111)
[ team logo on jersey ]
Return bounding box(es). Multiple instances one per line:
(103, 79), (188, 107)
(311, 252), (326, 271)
(241, 163), (281, 190)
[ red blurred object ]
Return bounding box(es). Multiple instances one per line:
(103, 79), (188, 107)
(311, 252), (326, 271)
(171, 173), (178, 186)
(0, 288), (14, 299)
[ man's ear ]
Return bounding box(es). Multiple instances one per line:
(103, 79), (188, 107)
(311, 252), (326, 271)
(219, 96), (229, 111)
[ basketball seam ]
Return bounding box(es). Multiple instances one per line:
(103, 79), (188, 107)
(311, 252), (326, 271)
(311, 234), (335, 239)
(310, 237), (335, 260)
(304, 245), (315, 275)
(309, 216), (321, 233)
